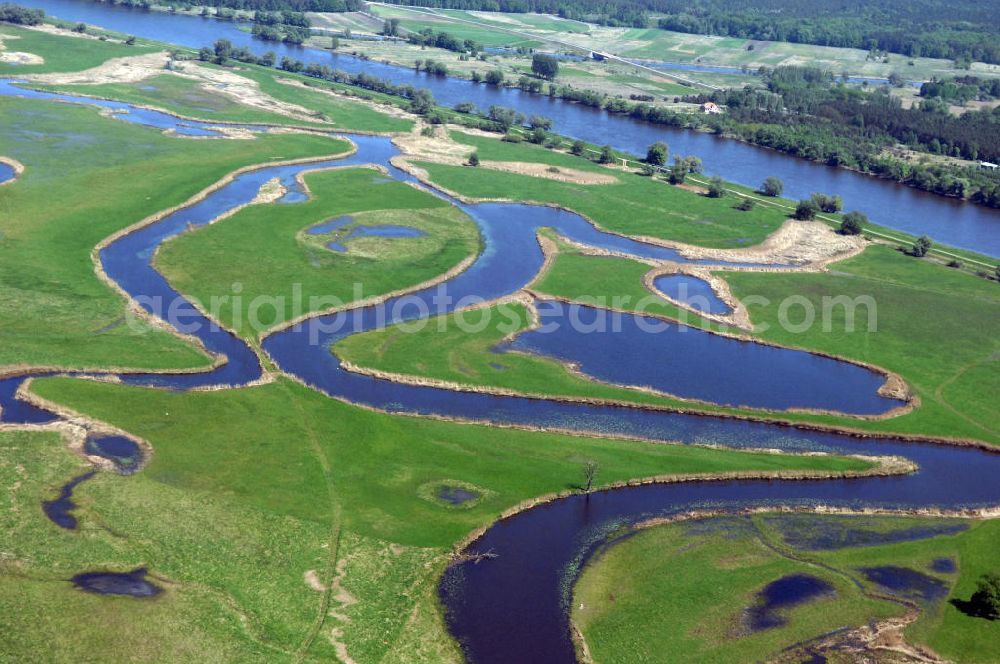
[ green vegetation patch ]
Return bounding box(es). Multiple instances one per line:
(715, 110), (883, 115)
(14, 375), (872, 661)
(0, 24), (157, 75)
(573, 513), (1000, 663)
(526, 242), (1000, 444)
(156, 166), (480, 337)
(0, 95), (344, 371)
(28, 73), (330, 128)
(416, 135), (788, 248)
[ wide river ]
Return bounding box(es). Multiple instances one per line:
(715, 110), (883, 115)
(13, 0), (1000, 258)
(2, 56), (1000, 664)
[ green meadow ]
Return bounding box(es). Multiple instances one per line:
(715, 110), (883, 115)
(156, 166), (480, 338)
(573, 514), (1000, 663)
(0, 24), (157, 75)
(3, 376), (870, 661)
(0, 95), (346, 370)
(417, 134), (788, 248)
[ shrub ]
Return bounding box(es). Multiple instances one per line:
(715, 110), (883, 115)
(840, 211), (867, 235)
(761, 176), (783, 197)
(646, 141), (669, 166)
(735, 197), (755, 211)
(794, 199), (819, 220)
(570, 140), (586, 156)
(911, 235), (933, 257)
(970, 573), (1000, 619)
(467, 152), (480, 167)
(707, 176), (726, 198)
(598, 145), (615, 164)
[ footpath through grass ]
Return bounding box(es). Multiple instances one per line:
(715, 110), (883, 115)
(7, 375), (872, 662)
(573, 513), (1000, 663)
(0, 95), (346, 370)
(156, 166), (481, 338)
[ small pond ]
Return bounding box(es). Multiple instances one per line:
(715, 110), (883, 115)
(744, 574), (835, 632)
(72, 568), (162, 597)
(42, 471), (97, 530)
(859, 566), (949, 603)
(652, 273), (732, 315)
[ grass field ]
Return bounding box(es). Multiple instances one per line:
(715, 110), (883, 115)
(0, 95), (347, 370)
(416, 134), (789, 248)
(156, 166), (480, 338)
(0, 24), (158, 76)
(573, 513), (1000, 663)
(29, 73), (333, 128)
(336, 234), (1000, 445)
(1, 376), (871, 661)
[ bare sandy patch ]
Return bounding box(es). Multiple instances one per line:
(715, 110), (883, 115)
(676, 219), (867, 267)
(675, 182), (708, 195)
(481, 161), (617, 184)
(0, 50), (43, 65)
(29, 51), (172, 84)
(394, 126), (617, 184)
(27, 54), (331, 125)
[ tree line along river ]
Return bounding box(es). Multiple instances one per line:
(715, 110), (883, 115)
(11, 0), (1000, 258)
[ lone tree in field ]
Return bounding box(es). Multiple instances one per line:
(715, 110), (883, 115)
(707, 176), (726, 198)
(583, 460), (599, 492)
(468, 151), (480, 167)
(532, 53), (560, 80)
(912, 235), (933, 257)
(761, 176), (783, 197)
(646, 141), (669, 166)
(840, 211), (867, 235)
(970, 573), (1000, 619)
(571, 139), (586, 156)
(598, 145), (615, 164)
(794, 199), (819, 220)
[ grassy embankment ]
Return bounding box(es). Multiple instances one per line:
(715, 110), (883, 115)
(28, 65), (415, 134)
(2, 377), (874, 662)
(156, 166), (480, 338)
(0, 95), (347, 371)
(417, 131), (790, 248)
(573, 513), (1000, 663)
(0, 24), (158, 75)
(534, 243), (1000, 444)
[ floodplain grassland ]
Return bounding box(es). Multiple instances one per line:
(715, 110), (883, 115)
(0, 24), (157, 75)
(334, 300), (696, 409)
(28, 73), (334, 128)
(573, 513), (1000, 663)
(0, 95), (347, 371)
(155, 166), (481, 338)
(524, 242), (1000, 445)
(11, 376), (873, 662)
(413, 134), (789, 248)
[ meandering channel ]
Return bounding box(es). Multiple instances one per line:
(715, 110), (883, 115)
(2, 86), (1000, 663)
(14, 0), (1000, 257)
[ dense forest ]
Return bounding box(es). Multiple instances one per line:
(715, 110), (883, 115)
(379, 0), (1000, 64)
(80, 0), (364, 12)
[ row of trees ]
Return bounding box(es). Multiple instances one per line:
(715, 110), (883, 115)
(0, 2), (43, 24)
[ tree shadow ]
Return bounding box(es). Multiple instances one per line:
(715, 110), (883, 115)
(950, 597), (998, 620)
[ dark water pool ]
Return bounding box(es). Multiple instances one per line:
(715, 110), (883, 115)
(438, 485), (481, 506)
(652, 273), (732, 315)
(745, 574), (836, 632)
(42, 471), (96, 530)
(71, 568), (162, 597)
(930, 558), (957, 574)
(762, 514), (968, 550)
(859, 566), (949, 603)
(0, 162), (15, 184)
(84, 435), (143, 475)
